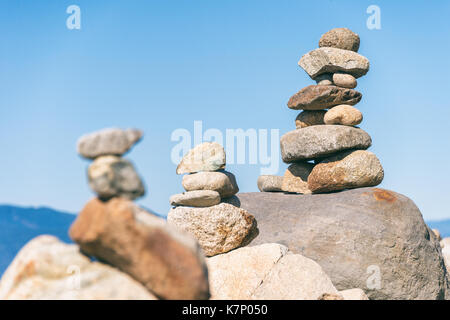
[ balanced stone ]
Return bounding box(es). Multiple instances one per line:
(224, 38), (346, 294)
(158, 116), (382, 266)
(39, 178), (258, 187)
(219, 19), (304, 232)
(176, 142), (226, 175)
(257, 175), (283, 192)
(88, 155), (145, 200)
(280, 125), (372, 162)
(0, 236), (157, 300)
(182, 170), (239, 198)
(319, 28), (360, 52)
(77, 128), (142, 159)
(295, 110), (326, 129)
(299, 47), (369, 79)
(324, 104), (363, 126)
(287, 85), (362, 110)
(69, 197), (210, 300)
(308, 150), (384, 193)
(170, 190), (220, 207)
(281, 162), (314, 194)
(315, 73), (333, 86)
(332, 73), (357, 89)
(167, 203), (258, 257)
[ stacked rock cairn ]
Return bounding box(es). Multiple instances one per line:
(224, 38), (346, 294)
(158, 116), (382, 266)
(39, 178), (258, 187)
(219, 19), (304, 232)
(167, 142), (258, 257)
(258, 28), (384, 194)
(70, 128), (210, 300)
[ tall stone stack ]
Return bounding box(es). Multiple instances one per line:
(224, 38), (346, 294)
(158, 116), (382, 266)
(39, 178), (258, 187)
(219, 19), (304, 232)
(259, 28), (384, 194)
(70, 128), (210, 300)
(167, 142), (258, 257)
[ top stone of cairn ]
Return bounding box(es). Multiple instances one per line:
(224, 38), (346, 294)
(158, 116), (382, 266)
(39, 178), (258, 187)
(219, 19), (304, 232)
(319, 28), (360, 52)
(176, 142), (226, 175)
(77, 128), (143, 159)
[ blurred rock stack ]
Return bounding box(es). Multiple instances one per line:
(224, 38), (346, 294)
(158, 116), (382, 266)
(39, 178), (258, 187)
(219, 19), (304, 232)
(259, 28), (384, 194)
(167, 142), (258, 257)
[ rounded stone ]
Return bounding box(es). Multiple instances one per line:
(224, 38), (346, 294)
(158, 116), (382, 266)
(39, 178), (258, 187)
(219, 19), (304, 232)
(87, 155), (145, 200)
(295, 110), (326, 129)
(182, 171), (239, 198)
(288, 85), (362, 110)
(319, 28), (360, 52)
(332, 73), (357, 89)
(257, 175), (283, 192)
(176, 142), (226, 175)
(324, 105), (363, 126)
(170, 190), (221, 207)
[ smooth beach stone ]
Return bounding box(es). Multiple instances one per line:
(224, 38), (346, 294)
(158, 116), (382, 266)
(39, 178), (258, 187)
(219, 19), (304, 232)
(295, 110), (326, 129)
(299, 47), (369, 79)
(182, 171), (239, 198)
(324, 104), (363, 126)
(257, 175), (284, 192)
(307, 150), (384, 193)
(280, 125), (372, 162)
(170, 190), (221, 207)
(176, 142), (226, 175)
(319, 28), (360, 52)
(332, 73), (357, 89)
(287, 85), (362, 110)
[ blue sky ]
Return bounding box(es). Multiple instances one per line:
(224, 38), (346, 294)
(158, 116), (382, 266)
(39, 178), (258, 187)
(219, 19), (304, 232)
(1, 0), (449, 220)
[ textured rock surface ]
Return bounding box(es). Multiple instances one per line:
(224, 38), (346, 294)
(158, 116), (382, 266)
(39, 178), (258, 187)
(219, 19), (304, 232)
(280, 125), (372, 162)
(69, 198), (210, 300)
(206, 243), (288, 299)
(257, 175), (283, 192)
(324, 104), (363, 126)
(281, 162), (314, 194)
(182, 171), (239, 198)
(319, 28), (360, 52)
(170, 190), (220, 207)
(207, 243), (339, 300)
(288, 85), (362, 110)
(167, 203), (258, 257)
(251, 253), (339, 300)
(295, 110), (326, 129)
(299, 47), (369, 79)
(88, 155), (145, 200)
(315, 73), (334, 86)
(333, 73), (357, 89)
(77, 128), (142, 159)
(0, 235), (157, 300)
(227, 189), (448, 300)
(433, 229), (442, 241)
(176, 142), (226, 174)
(308, 150), (384, 193)
(339, 288), (369, 300)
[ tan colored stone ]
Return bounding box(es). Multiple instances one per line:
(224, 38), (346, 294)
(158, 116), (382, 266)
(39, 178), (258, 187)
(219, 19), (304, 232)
(295, 110), (326, 129)
(281, 163), (314, 194)
(339, 288), (369, 300)
(176, 142), (226, 174)
(182, 171), (239, 198)
(206, 243), (288, 299)
(77, 128), (143, 159)
(432, 229), (442, 241)
(170, 190), (220, 207)
(288, 85), (362, 110)
(332, 73), (357, 89)
(69, 198), (210, 300)
(308, 150), (384, 193)
(0, 235), (157, 300)
(319, 28), (360, 52)
(167, 203), (258, 257)
(88, 155), (145, 200)
(251, 253), (339, 300)
(299, 47), (369, 79)
(324, 104), (363, 126)
(257, 175), (283, 192)
(315, 73), (334, 86)
(441, 238), (450, 248)
(318, 293), (344, 300)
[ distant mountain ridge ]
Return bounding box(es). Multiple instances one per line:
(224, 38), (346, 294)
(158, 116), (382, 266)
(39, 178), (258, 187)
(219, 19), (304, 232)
(0, 204), (165, 277)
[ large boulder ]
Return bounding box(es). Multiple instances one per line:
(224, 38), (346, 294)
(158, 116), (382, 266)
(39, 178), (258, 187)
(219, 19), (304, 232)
(225, 188), (449, 300)
(167, 203), (258, 256)
(77, 128), (142, 159)
(206, 243), (339, 300)
(280, 125), (372, 162)
(0, 235), (156, 300)
(299, 47), (369, 79)
(69, 197), (210, 300)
